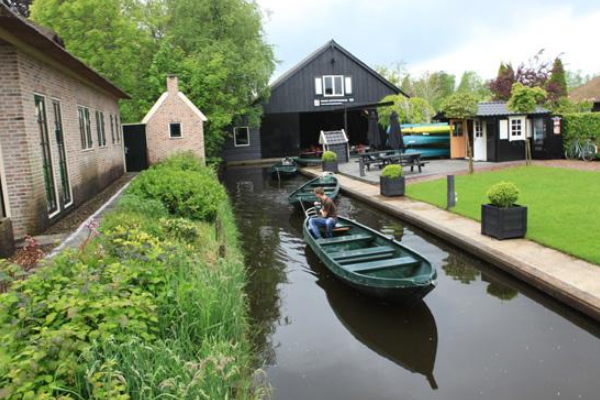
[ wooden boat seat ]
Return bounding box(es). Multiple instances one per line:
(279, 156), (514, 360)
(346, 256), (420, 273)
(309, 182), (338, 187)
(318, 234), (372, 245)
(327, 245), (394, 261)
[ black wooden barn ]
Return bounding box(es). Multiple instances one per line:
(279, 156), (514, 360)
(221, 40), (406, 162)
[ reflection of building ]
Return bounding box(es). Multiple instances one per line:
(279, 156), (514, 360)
(0, 3), (129, 251)
(449, 102), (562, 162)
(221, 40), (406, 162)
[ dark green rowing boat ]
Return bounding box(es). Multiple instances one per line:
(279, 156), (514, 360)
(288, 173), (339, 209)
(269, 159), (298, 177)
(303, 214), (437, 303)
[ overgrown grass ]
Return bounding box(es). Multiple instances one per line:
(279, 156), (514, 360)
(0, 154), (265, 399)
(407, 166), (600, 266)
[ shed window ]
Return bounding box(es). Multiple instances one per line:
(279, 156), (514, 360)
(474, 120), (483, 138)
(234, 127), (250, 147)
(323, 75), (344, 97)
(78, 106), (93, 149)
(315, 78), (323, 95)
(170, 123), (182, 138)
(344, 77), (353, 95)
(509, 117), (525, 141)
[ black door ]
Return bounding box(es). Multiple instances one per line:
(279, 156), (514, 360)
(123, 124), (148, 171)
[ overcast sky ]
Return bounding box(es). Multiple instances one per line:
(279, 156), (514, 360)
(256, 0), (600, 83)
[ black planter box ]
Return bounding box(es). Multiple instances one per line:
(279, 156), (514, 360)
(322, 161), (338, 173)
(380, 176), (405, 197)
(481, 204), (527, 240)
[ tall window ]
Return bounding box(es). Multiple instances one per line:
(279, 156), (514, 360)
(116, 116), (121, 143)
(35, 95), (58, 214)
(169, 123), (182, 138)
(110, 114), (115, 144)
(474, 120), (483, 138)
(52, 100), (72, 207)
(509, 117), (525, 141)
(96, 110), (106, 147)
(78, 106), (93, 149)
(234, 127), (250, 147)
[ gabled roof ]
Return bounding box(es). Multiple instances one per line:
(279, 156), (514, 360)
(476, 101), (549, 117)
(0, 2), (129, 99)
(142, 91), (207, 124)
(319, 129), (348, 145)
(570, 75), (600, 102)
(270, 40), (407, 97)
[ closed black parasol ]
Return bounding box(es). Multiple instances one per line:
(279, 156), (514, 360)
(388, 111), (404, 152)
(367, 109), (380, 150)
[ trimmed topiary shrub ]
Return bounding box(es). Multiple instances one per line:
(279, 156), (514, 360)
(118, 194), (169, 218)
(381, 164), (403, 179)
(322, 151), (337, 162)
(154, 151), (206, 172)
(487, 181), (520, 208)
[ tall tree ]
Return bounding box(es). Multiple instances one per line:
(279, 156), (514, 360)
(546, 57), (567, 102)
(378, 95), (435, 126)
(489, 63), (516, 100)
(374, 61), (408, 88)
(2, 0), (32, 16)
(457, 71), (491, 100)
(30, 0), (155, 121)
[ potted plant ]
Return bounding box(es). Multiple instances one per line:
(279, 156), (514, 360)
(481, 181), (527, 240)
(380, 164), (405, 196)
(322, 151), (338, 173)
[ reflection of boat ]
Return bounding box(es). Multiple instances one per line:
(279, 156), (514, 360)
(303, 214), (437, 303)
(403, 135), (449, 146)
(269, 159), (298, 177)
(308, 248), (439, 389)
(288, 173), (340, 209)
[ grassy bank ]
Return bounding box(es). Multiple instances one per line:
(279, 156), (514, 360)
(407, 166), (600, 266)
(0, 154), (264, 399)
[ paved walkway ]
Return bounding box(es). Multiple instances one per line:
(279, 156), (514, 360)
(303, 167), (600, 322)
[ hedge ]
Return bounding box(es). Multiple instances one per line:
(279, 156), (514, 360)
(561, 112), (600, 151)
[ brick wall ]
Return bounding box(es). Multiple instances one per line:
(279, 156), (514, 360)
(145, 77), (205, 164)
(0, 41), (125, 238)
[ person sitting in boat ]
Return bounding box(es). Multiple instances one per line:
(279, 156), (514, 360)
(309, 187), (337, 239)
(282, 157), (294, 165)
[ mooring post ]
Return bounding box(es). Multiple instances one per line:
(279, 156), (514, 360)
(447, 175), (456, 210)
(359, 157), (365, 177)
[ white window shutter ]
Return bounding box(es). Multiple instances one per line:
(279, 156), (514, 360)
(344, 77), (353, 95)
(499, 119), (508, 140)
(315, 78), (323, 95)
(526, 119), (533, 138)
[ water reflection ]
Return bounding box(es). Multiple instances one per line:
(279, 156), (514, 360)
(442, 253), (480, 284)
(482, 273), (519, 302)
(305, 247), (439, 389)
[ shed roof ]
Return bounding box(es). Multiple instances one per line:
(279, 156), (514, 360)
(270, 40), (407, 97)
(476, 101), (549, 117)
(0, 2), (130, 99)
(319, 129), (348, 145)
(570, 75), (600, 102)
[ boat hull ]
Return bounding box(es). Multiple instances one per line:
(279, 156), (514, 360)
(303, 216), (437, 304)
(288, 174), (340, 208)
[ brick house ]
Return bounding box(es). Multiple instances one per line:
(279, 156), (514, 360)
(141, 75), (207, 165)
(0, 3), (129, 251)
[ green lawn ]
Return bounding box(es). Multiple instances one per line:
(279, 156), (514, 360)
(406, 166), (600, 266)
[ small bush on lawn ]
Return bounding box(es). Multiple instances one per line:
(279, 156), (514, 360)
(322, 151), (337, 162)
(381, 164), (403, 179)
(487, 181), (520, 208)
(127, 166), (226, 222)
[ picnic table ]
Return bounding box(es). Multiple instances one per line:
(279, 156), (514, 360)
(358, 151), (427, 173)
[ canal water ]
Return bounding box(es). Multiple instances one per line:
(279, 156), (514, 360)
(223, 166), (600, 400)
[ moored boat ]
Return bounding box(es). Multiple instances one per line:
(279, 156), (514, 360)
(303, 213), (437, 303)
(270, 158), (298, 177)
(288, 173), (339, 209)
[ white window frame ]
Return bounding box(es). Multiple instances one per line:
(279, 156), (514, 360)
(234, 126), (250, 147)
(323, 75), (345, 97)
(51, 97), (74, 209)
(509, 116), (526, 141)
(169, 122), (183, 139)
(315, 77), (323, 95)
(474, 119), (483, 138)
(96, 110), (107, 148)
(78, 105), (93, 150)
(344, 76), (353, 95)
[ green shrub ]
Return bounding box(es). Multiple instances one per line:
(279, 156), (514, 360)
(487, 181), (520, 208)
(118, 194), (168, 218)
(322, 151), (337, 162)
(154, 151), (206, 172)
(127, 167), (226, 221)
(381, 164), (403, 179)
(561, 112), (600, 152)
(160, 217), (201, 242)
